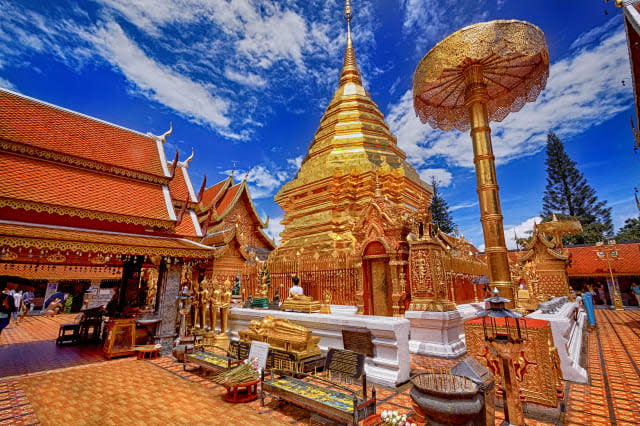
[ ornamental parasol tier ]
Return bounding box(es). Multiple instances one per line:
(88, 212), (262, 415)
(413, 20), (549, 132)
(413, 20), (550, 308)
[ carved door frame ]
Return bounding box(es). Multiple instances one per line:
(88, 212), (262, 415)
(362, 241), (391, 316)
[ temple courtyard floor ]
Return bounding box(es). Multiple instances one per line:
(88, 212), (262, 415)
(0, 309), (639, 425)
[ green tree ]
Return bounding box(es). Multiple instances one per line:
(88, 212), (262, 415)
(542, 132), (613, 244)
(616, 216), (640, 242)
(429, 176), (456, 234)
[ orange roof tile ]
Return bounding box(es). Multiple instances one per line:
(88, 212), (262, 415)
(0, 151), (171, 224)
(567, 243), (640, 276)
(215, 183), (242, 216)
(0, 220), (213, 258)
(175, 210), (201, 238)
(201, 177), (231, 208)
(168, 166), (195, 203)
(0, 89), (166, 179)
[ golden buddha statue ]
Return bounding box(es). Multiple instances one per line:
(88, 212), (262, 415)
(199, 278), (210, 331)
(280, 275), (321, 313)
(209, 278), (221, 333)
(239, 315), (321, 360)
(220, 279), (232, 334)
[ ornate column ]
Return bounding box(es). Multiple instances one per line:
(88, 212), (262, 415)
(154, 258), (183, 351)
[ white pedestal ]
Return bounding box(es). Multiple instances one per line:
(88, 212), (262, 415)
(527, 298), (588, 383)
(228, 308), (410, 387)
(405, 310), (467, 358)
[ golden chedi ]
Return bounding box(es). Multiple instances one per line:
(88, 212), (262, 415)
(272, 0), (431, 260)
(239, 315), (321, 361)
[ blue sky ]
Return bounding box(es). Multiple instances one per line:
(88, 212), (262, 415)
(1, 0), (638, 249)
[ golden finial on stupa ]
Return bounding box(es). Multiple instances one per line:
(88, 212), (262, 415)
(339, 0), (362, 87)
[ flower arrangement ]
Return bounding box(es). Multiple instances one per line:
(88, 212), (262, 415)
(380, 410), (416, 426)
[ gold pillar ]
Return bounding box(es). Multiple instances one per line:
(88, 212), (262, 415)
(463, 63), (514, 307)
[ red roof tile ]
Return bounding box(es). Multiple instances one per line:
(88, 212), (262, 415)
(0, 151), (171, 223)
(0, 90), (166, 178)
(215, 183), (242, 216)
(201, 176), (232, 208)
(567, 243), (640, 276)
(175, 210), (201, 238)
(168, 166), (195, 203)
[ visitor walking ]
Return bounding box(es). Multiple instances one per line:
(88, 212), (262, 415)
(632, 283), (640, 307)
(11, 290), (23, 324)
(0, 289), (16, 337)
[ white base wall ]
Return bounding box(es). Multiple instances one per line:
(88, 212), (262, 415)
(527, 298), (588, 384)
(405, 310), (467, 358)
(228, 307), (410, 388)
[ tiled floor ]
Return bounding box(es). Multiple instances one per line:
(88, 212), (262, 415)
(2, 310), (640, 425)
(0, 314), (104, 379)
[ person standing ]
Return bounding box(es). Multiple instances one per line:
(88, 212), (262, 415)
(0, 289), (15, 336)
(11, 290), (23, 324)
(631, 283), (640, 307)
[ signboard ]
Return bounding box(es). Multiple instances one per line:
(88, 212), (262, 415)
(42, 282), (58, 310)
(248, 341), (270, 371)
(325, 348), (364, 379)
(342, 328), (374, 358)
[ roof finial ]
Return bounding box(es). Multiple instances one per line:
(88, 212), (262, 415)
(161, 122), (172, 144)
(635, 187), (640, 213)
(184, 147), (194, 168)
(552, 212), (558, 222)
(339, 0), (362, 87)
(231, 161), (236, 178)
(243, 168), (250, 182)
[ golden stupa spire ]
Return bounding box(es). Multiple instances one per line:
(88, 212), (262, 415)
(339, 0), (362, 86)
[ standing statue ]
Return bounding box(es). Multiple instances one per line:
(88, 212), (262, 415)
(232, 274), (241, 296)
(251, 263), (270, 308)
(190, 280), (201, 330)
(209, 278), (221, 333)
(199, 279), (210, 331)
(220, 279), (232, 334)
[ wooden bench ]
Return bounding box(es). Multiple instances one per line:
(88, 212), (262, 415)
(183, 345), (242, 374)
(261, 348), (376, 425)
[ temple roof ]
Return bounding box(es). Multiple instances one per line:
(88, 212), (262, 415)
(175, 210), (203, 238)
(0, 88), (168, 181)
(200, 176), (233, 210)
(0, 220), (214, 258)
(0, 150), (174, 228)
(168, 164), (198, 204)
(567, 242), (640, 277)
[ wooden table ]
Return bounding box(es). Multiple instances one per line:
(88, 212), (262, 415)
(136, 346), (160, 360)
(223, 378), (260, 403)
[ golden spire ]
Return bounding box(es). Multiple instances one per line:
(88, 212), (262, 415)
(339, 0), (362, 86)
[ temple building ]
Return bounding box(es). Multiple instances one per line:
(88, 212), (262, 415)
(0, 87), (215, 347)
(272, 0), (432, 261)
(196, 174), (275, 279)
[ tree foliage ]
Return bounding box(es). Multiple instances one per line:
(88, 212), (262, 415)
(616, 216), (640, 242)
(542, 132), (613, 245)
(429, 177), (456, 234)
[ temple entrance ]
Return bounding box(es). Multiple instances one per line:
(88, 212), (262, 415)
(363, 242), (391, 316)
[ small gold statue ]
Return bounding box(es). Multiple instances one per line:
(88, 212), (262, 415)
(319, 289), (332, 314)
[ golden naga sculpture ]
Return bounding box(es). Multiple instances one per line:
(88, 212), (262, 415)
(319, 289), (332, 314)
(239, 315), (321, 361)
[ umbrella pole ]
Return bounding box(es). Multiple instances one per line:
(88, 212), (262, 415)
(463, 63), (515, 308)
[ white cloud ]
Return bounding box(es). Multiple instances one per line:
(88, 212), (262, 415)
(418, 168), (452, 187)
(287, 155), (304, 169)
(266, 215), (285, 244)
(224, 67), (267, 88)
(451, 201), (478, 212)
(387, 26), (633, 171)
(503, 216), (541, 250)
(0, 76), (15, 90)
(80, 21), (236, 135)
